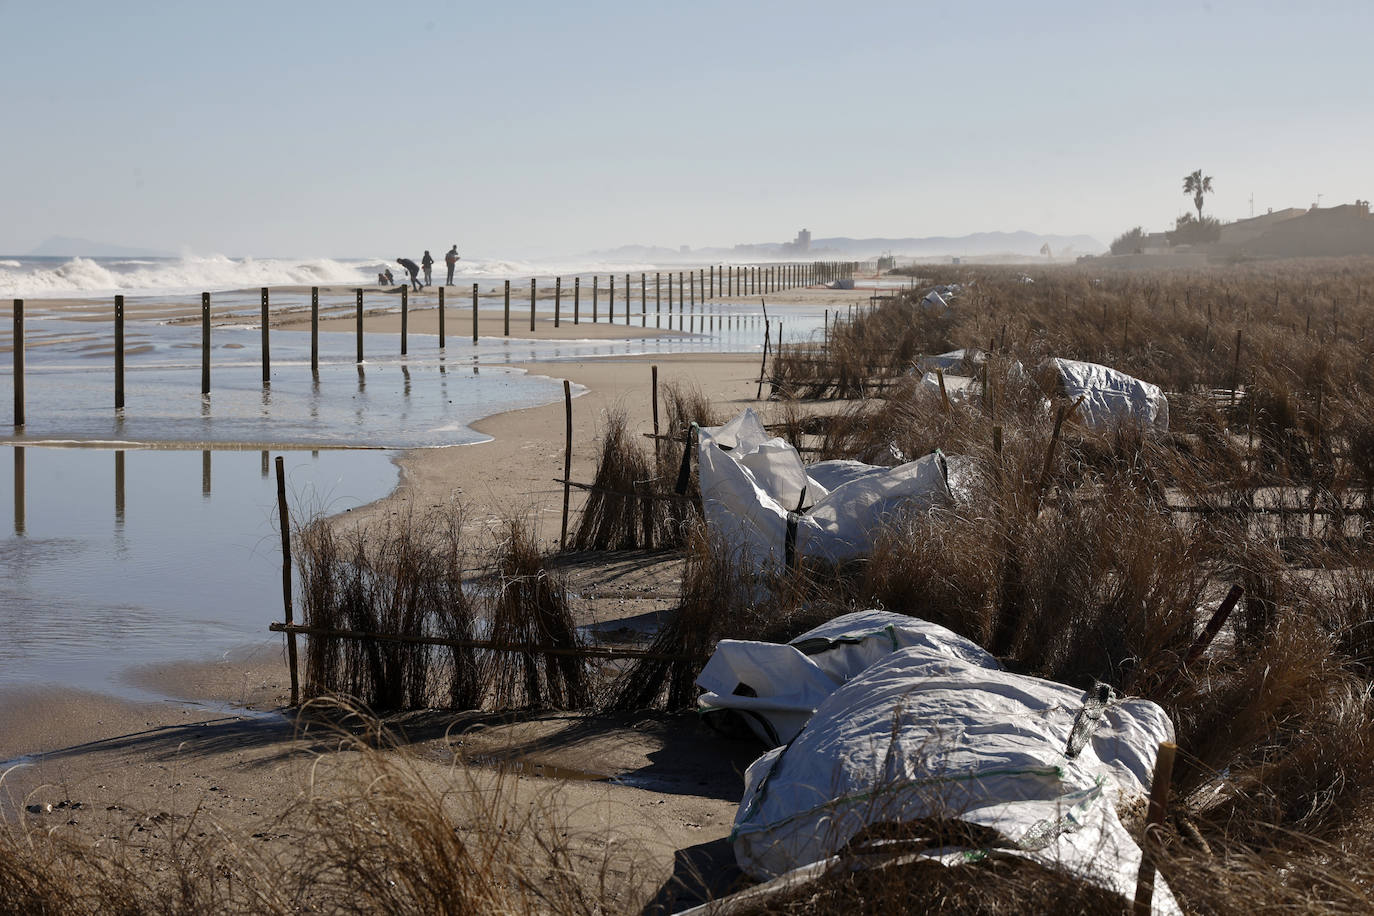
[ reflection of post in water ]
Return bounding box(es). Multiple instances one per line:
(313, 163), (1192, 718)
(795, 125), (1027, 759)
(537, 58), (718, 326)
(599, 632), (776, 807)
(261, 450), (269, 479)
(13, 446), (24, 536)
(202, 449), (211, 498)
(402, 364), (411, 398)
(114, 449), (125, 526)
(356, 363), (366, 393)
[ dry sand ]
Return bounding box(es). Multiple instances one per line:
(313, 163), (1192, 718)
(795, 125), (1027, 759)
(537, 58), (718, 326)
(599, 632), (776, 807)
(0, 279), (885, 907)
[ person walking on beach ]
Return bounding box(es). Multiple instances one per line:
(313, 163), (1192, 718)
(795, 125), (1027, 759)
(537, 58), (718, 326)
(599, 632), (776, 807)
(445, 245), (459, 285)
(421, 250), (434, 287)
(397, 256), (422, 291)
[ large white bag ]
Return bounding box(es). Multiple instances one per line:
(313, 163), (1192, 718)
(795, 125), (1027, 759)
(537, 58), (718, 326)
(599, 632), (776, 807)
(729, 646), (1179, 913)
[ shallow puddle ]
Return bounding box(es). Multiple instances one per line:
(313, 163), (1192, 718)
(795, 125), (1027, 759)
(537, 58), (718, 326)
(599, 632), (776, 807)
(0, 445), (398, 695)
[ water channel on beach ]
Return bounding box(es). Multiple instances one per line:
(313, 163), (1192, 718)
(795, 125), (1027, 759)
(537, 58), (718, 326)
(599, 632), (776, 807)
(0, 297), (839, 699)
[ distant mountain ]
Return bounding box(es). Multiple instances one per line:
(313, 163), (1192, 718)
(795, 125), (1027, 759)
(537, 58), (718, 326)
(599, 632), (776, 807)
(27, 236), (174, 258)
(593, 231), (1105, 262)
(810, 232), (1105, 259)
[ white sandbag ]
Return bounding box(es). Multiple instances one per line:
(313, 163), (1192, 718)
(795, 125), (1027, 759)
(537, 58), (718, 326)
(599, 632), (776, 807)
(697, 411), (956, 573)
(730, 647), (1179, 913)
(1052, 358), (1169, 431)
(696, 610), (999, 745)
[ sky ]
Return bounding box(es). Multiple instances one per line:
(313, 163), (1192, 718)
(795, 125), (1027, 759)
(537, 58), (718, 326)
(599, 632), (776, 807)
(1, 0), (1371, 258)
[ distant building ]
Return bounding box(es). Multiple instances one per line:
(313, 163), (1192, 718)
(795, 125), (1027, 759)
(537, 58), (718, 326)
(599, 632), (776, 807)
(782, 229), (811, 254)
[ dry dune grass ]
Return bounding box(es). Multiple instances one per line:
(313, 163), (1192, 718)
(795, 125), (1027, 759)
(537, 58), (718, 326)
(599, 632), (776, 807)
(0, 705), (630, 915)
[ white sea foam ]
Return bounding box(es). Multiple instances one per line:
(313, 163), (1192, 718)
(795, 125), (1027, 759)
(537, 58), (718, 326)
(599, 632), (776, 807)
(1, 252), (714, 299)
(0, 255), (374, 298)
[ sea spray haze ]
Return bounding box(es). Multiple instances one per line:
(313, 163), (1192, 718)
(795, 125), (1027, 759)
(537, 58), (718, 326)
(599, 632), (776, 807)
(0, 254), (667, 298)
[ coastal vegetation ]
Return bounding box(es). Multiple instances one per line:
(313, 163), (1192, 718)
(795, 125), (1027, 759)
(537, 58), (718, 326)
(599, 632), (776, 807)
(7, 260), (1374, 912)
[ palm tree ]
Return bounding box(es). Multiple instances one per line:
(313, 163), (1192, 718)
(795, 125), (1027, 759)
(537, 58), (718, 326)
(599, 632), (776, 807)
(1183, 170), (1214, 222)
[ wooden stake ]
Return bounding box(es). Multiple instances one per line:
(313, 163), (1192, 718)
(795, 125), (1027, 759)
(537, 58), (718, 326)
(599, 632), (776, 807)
(201, 292), (211, 394)
(260, 287), (270, 385)
(554, 277), (561, 328)
(593, 275), (599, 323)
(757, 320), (771, 400)
(530, 278), (537, 332)
(12, 299), (23, 427)
(438, 286), (446, 347)
(1132, 741), (1178, 916)
(114, 294), (125, 410)
(310, 287), (319, 372)
(574, 276), (581, 324)
(355, 288), (364, 362)
(274, 455), (299, 706)
(651, 364), (660, 464)
(401, 285), (408, 354)
(560, 379), (573, 550)
(472, 283), (479, 343)
(504, 279), (510, 336)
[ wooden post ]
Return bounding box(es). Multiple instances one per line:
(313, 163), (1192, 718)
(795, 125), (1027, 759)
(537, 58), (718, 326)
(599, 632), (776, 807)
(651, 364), (660, 456)
(310, 287), (319, 372)
(260, 287), (270, 385)
(114, 294), (125, 410)
(574, 276), (581, 324)
(593, 275), (599, 323)
(504, 279), (510, 336)
(625, 273), (631, 325)
(554, 277), (561, 328)
(609, 274), (615, 323)
(709, 265), (714, 298)
(690, 271), (696, 310)
(640, 273), (647, 325)
(757, 320), (771, 400)
(201, 292), (211, 394)
(355, 288), (364, 362)
(1132, 741), (1178, 916)
(401, 285), (409, 354)
(530, 278), (537, 332)
(12, 299), (23, 427)
(274, 455), (300, 706)
(438, 286), (446, 347)
(560, 379), (573, 550)
(472, 283), (479, 342)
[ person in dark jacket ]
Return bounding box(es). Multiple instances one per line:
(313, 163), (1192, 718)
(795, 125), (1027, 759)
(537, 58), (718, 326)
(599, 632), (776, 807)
(421, 250), (434, 287)
(445, 245), (459, 285)
(397, 257), (422, 291)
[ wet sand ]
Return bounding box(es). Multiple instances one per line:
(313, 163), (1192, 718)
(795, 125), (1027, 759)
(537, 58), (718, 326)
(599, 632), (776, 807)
(0, 278), (883, 907)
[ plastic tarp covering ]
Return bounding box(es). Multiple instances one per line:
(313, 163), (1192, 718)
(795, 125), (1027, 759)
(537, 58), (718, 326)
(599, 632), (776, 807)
(697, 410), (954, 572)
(921, 284), (960, 309)
(696, 610), (999, 746)
(919, 371), (978, 401)
(917, 348), (986, 374)
(1052, 357), (1170, 432)
(729, 646), (1179, 913)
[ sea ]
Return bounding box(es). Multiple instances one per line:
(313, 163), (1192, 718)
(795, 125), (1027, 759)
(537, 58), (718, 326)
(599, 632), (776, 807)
(1, 252), (838, 697)
(0, 253), (673, 300)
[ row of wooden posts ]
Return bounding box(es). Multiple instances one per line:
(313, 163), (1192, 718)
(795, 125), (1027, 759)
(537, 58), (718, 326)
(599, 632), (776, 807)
(8, 261), (856, 427)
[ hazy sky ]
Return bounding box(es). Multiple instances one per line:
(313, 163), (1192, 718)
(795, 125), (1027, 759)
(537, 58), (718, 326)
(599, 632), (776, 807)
(2, 0), (1370, 257)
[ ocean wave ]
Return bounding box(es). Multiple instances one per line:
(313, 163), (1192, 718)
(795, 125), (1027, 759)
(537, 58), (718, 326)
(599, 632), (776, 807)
(0, 255), (374, 298)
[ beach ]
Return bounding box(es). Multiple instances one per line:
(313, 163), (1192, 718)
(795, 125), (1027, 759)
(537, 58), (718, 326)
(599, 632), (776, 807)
(0, 277), (875, 909)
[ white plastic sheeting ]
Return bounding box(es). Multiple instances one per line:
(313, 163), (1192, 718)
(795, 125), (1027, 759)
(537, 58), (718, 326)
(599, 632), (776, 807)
(696, 610), (998, 745)
(919, 371), (978, 402)
(1051, 358), (1170, 432)
(697, 410), (954, 572)
(726, 633), (1179, 912)
(921, 284), (961, 310)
